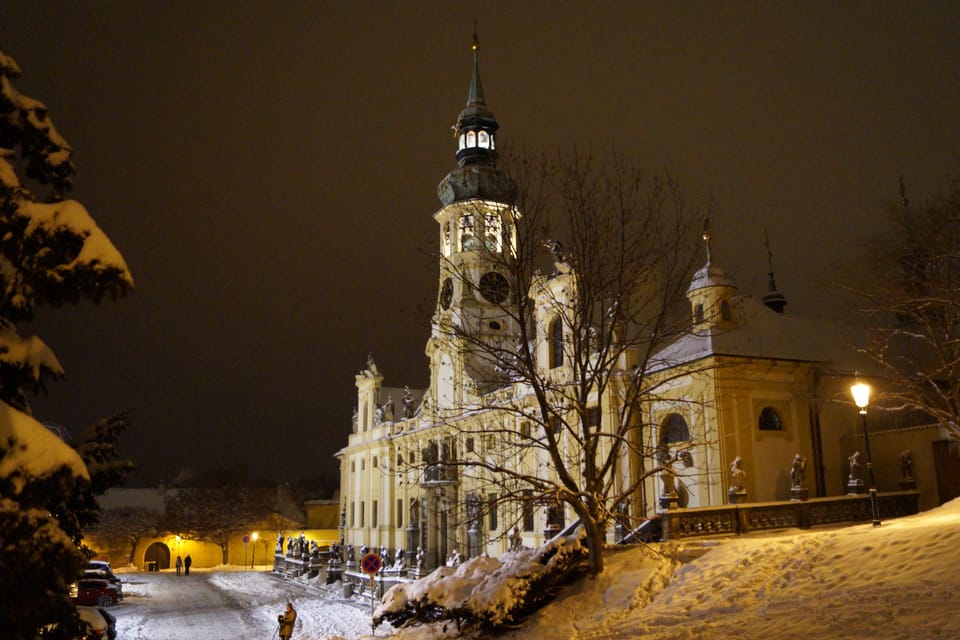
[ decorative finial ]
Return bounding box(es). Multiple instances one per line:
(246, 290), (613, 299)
(472, 20), (479, 51)
(762, 228), (787, 313)
(701, 213), (712, 264)
(764, 228), (774, 273)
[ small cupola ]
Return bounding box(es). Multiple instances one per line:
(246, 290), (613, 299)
(687, 224), (737, 331)
(437, 32), (516, 207)
(454, 33), (499, 167)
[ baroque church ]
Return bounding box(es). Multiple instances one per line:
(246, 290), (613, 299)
(337, 41), (946, 571)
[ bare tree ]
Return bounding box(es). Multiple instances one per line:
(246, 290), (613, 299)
(161, 486), (272, 564)
(89, 507), (160, 566)
(434, 149), (704, 575)
(854, 171), (960, 440)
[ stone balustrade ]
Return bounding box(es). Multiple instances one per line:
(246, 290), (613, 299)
(661, 491), (920, 540)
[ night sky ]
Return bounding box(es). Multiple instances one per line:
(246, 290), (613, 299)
(1, 3), (958, 487)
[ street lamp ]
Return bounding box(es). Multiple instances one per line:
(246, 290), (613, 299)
(850, 382), (881, 526)
(251, 532), (258, 568)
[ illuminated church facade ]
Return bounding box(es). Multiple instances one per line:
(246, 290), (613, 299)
(336, 42), (943, 570)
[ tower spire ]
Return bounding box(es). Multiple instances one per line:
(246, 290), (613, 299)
(762, 228), (787, 313)
(452, 27), (498, 167)
(468, 22), (484, 109)
(701, 214), (713, 264)
(437, 32), (515, 206)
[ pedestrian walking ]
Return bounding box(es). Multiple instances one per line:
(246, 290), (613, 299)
(277, 602), (297, 640)
(175, 555), (182, 576)
(184, 554), (192, 576)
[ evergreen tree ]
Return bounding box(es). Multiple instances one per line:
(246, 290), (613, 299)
(0, 46), (133, 638)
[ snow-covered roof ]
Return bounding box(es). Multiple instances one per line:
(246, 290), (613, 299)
(654, 294), (861, 369)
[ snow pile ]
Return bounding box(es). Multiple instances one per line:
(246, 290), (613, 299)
(379, 499), (960, 640)
(377, 532), (593, 627)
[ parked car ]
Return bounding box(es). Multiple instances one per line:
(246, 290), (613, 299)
(94, 606), (117, 640)
(84, 562), (123, 594)
(71, 578), (122, 606)
(77, 605), (114, 639)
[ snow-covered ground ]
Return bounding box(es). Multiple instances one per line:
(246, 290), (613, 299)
(113, 567), (392, 640)
(113, 498), (960, 639)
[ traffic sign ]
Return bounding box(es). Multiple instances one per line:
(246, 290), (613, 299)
(360, 552), (382, 576)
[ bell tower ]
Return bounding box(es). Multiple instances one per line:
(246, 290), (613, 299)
(427, 34), (520, 411)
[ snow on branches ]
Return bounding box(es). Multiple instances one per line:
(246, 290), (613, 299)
(375, 530), (590, 630)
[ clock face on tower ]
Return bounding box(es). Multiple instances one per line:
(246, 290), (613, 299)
(440, 277), (453, 309)
(478, 271), (509, 304)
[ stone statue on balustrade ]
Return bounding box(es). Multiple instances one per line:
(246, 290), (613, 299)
(347, 544), (355, 564)
(379, 545), (388, 561)
(275, 533), (283, 553)
(416, 547), (424, 570)
(728, 456), (747, 503)
(509, 526), (523, 552)
(847, 451), (864, 494)
(657, 447), (679, 511)
(446, 549), (461, 567)
(899, 449), (917, 490)
(790, 453), (808, 501)
(402, 385), (416, 419)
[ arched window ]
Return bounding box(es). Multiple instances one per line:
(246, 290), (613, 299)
(459, 215), (476, 251)
(694, 303), (704, 324)
(758, 407), (783, 431)
(549, 317), (564, 368)
(720, 300), (732, 321)
(484, 213), (502, 252)
(662, 413), (690, 443)
(466, 130), (476, 147)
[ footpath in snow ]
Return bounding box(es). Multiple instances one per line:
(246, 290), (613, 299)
(114, 498), (960, 640)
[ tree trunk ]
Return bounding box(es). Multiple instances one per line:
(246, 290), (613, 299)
(584, 517), (606, 575)
(127, 536), (138, 567)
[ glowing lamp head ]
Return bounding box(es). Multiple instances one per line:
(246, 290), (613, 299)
(851, 382), (871, 414)
(251, 532), (258, 542)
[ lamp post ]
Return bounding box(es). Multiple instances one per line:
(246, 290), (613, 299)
(850, 382), (881, 526)
(251, 532), (258, 568)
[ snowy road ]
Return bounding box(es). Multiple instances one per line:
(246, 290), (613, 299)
(112, 569), (387, 640)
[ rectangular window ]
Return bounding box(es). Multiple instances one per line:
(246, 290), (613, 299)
(551, 416), (563, 434)
(485, 434), (496, 449)
(488, 493), (498, 530)
(372, 500), (378, 528)
(466, 436), (475, 453)
(350, 502), (355, 527)
(373, 456), (378, 468)
(397, 499), (403, 528)
(522, 492), (535, 532)
(520, 421), (531, 438)
(588, 406), (601, 428)
(360, 502), (365, 528)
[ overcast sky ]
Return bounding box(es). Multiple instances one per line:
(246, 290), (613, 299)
(1, 2), (958, 486)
